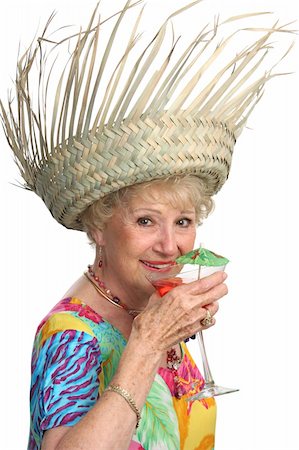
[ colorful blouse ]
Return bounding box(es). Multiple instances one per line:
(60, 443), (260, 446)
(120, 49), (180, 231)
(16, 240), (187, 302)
(28, 297), (216, 449)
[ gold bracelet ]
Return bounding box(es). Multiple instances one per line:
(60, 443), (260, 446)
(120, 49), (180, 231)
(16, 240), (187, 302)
(106, 384), (141, 428)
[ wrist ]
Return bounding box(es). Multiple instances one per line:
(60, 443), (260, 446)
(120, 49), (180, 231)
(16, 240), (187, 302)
(125, 327), (163, 367)
(111, 330), (162, 409)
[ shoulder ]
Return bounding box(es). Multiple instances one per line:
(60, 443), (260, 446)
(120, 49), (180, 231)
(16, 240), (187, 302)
(30, 297), (126, 393)
(32, 297), (126, 365)
(30, 297), (104, 371)
(35, 297), (103, 342)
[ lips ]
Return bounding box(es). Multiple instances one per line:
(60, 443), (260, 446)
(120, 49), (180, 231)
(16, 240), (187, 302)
(140, 260), (176, 271)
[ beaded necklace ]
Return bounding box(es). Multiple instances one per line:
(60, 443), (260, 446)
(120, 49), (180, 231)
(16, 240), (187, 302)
(85, 264), (184, 399)
(85, 265), (142, 317)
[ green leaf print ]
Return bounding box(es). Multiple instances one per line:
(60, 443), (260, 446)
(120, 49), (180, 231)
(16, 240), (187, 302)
(136, 374), (180, 450)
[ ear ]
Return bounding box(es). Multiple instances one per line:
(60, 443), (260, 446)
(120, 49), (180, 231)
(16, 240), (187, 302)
(90, 227), (105, 246)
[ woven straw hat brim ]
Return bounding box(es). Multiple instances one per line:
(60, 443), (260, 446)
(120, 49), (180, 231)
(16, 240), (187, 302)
(36, 114), (235, 230)
(0, 1), (295, 230)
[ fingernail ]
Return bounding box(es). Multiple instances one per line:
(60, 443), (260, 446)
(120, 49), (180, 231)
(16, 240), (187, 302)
(222, 272), (227, 280)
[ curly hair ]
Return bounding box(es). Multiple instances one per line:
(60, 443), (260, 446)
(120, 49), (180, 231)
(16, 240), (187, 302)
(81, 175), (214, 243)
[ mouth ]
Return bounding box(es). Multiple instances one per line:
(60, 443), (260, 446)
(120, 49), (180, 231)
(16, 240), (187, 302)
(140, 260), (177, 271)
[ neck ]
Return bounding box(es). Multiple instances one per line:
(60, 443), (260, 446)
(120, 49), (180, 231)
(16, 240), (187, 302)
(85, 268), (144, 317)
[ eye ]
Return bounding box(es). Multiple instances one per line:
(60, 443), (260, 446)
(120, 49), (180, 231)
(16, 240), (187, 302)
(177, 218), (192, 227)
(137, 217), (152, 226)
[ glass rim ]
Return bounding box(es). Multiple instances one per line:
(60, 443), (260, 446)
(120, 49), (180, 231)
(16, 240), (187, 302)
(146, 263), (226, 281)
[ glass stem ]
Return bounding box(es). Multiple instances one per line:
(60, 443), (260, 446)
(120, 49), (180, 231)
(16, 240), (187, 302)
(196, 331), (215, 386)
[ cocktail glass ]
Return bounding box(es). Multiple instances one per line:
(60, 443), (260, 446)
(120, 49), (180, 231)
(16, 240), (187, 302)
(147, 263), (239, 400)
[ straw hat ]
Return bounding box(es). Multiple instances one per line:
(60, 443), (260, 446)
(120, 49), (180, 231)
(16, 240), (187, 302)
(0, 1), (294, 230)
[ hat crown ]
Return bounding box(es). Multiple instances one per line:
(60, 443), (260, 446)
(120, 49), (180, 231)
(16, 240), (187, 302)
(0, 1), (294, 229)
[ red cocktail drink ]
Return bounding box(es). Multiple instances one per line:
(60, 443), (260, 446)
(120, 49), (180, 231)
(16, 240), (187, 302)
(152, 277), (183, 297)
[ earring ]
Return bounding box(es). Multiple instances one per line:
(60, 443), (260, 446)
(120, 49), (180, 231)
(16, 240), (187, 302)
(98, 246), (103, 268)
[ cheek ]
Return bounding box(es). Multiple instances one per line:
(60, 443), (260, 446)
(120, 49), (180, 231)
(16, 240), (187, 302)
(112, 229), (150, 260)
(182, 229), (197, 249)
(125, 228), (154, 251)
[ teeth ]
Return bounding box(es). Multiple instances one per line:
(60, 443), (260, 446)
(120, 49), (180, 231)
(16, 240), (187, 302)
(143, 261), (172, 269)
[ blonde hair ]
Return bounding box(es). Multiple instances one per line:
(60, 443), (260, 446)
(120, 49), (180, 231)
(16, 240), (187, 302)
(81, 175), (214, 243)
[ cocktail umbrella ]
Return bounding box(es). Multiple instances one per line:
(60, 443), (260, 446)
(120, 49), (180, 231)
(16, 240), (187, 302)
(176, 247), (229, 266)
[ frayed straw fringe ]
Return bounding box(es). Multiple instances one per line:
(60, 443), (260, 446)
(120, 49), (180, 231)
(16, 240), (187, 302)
(0, 0), (296, 229)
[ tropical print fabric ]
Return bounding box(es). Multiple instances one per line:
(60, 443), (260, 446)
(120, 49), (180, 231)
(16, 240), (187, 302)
(28, 297), (216, 449)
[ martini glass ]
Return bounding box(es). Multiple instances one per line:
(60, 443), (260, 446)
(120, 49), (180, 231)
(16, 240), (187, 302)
(147, 263), (239, 400)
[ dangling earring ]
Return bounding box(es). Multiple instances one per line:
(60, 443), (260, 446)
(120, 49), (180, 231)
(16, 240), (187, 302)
(98, 246), (103, 268)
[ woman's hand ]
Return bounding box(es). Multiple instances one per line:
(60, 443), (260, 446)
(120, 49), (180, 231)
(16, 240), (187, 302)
(131, 271), (228, 353)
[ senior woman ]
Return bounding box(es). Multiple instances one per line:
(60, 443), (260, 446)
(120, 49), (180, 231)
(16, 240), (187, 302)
(0, 1), (292, 449)
(29, 175), (225, 449)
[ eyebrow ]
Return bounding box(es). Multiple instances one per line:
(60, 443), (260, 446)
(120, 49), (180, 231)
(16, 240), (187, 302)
(132, 208), (195, 215)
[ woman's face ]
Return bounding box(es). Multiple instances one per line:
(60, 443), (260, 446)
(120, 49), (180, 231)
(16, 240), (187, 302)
(94, 186), (197, 307)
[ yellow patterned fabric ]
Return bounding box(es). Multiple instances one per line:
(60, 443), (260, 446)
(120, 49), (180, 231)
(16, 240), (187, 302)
(29, 298), (216, 449)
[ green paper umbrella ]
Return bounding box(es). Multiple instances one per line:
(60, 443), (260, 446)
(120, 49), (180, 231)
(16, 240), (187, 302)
(176, 247), (229, 266)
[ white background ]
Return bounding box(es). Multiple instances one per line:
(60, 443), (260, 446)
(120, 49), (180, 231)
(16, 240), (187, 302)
(0, 1), (298, 449)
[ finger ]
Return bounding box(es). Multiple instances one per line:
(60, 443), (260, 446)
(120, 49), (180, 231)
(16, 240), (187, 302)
(204, 301), (219, 317)
(177, 300), (219, 339)
(199, 281), (228, 307)
(182, 270), (227, 295)
(200, 314), (216, 330)
(179, 281), (227, 311)
(198, 303), (218, 329)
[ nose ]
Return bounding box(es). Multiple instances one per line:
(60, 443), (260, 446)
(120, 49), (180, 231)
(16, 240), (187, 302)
(152, 225), (178, 257)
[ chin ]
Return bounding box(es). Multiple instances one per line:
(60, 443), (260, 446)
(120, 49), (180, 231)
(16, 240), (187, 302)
(136, 279), (156, 299)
